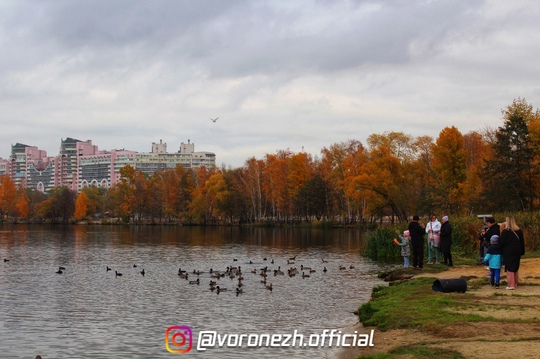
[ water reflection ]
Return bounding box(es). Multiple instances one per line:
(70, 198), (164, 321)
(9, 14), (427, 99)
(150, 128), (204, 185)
(0, 225), (386, 358)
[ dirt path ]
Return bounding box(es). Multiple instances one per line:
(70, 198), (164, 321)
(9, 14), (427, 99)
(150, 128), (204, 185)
(340, 257), (540, 359)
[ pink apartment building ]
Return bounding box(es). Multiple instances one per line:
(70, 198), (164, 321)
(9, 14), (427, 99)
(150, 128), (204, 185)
(0, 138), (215, 193)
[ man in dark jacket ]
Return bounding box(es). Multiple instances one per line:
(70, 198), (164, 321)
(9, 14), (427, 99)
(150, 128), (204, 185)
(408, 215), (426, 270)
(439, 215), (453, 266)
(479, 217), (500, 258)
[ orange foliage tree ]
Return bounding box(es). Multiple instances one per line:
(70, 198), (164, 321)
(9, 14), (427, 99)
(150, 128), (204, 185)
(0, 175), (17, 218)
(74, 191), (89, 220)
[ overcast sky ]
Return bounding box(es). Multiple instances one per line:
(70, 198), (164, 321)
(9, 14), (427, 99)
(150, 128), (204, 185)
(1, 0), (539, 168)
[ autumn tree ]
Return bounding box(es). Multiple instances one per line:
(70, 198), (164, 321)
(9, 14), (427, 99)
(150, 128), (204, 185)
(431, 126), (467, 213)
(411, 135), (435, 215)
(462, 131), (489, 212)
(111, 165), (138, 222)
(222, 167), (252, 223)
(481, 99), (537, 211)
(263, 151), (291, 220)
(15, 188), (30, 219)
(74, 191), (89, 220)
(294, 172), (329, 220)
(0, 175), (17, 218)
(320, 140), (366, 223)
(237, 157), (266, 221)
(352, 144), (409, 222)
(34, 186), (76, 222)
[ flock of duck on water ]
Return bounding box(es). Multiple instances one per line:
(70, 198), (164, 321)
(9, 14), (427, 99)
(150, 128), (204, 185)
(4, 256), (357, 295)
(47, 255), (355, 295)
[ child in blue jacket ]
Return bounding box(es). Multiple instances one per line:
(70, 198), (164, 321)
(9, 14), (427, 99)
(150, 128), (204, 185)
(483, 235), (503, 288)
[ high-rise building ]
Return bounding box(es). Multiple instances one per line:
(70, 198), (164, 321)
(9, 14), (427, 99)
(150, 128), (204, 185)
(2, 138), (215, 193)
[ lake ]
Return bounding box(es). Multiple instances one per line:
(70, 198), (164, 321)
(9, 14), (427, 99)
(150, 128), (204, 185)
(0, 224), (387, 358)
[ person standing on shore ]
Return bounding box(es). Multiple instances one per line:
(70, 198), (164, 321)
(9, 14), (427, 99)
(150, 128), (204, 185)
(408, 215), (426, 270)
(499, 216), (525, 290)
(483, 234), (503, 288)
(425, 214), (441, 264)
(394, 230), (411, 268)
(479, 217), (500, 258)
(439, 215), (453, 266)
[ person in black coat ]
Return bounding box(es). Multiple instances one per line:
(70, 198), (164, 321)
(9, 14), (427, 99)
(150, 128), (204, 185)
(499, 216), (525, 290)
(408, 215), (426, 270)
(439, 215), (453, 266)
(478, 217), (500, 258)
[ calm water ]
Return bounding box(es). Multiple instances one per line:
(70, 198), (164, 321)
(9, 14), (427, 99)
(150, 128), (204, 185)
(0, 225), (387, 359)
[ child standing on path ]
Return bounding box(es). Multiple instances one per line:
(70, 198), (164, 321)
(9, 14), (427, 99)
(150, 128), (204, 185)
(394, 230), (411, 268)
(483, 235), (503, 289)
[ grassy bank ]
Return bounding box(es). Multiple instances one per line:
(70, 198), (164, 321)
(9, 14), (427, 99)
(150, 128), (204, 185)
(355, 255), (540, 359)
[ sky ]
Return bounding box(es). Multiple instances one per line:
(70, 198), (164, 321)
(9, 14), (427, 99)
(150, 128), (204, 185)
(1, 0), (539, 168)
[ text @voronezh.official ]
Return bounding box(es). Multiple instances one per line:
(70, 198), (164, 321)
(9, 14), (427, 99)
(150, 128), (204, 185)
(166, 326), (375, 353)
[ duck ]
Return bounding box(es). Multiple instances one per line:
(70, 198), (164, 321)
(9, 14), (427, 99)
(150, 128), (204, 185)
(302, 272), (310, 278)
(209, 280), (217, 286)
(115, 271), (122, 277)
(322, 258), (328, 263)
(339, 265), (346, 270)
(300, 265), (311, 271)
(309, 269), (316, 273)
(189, 278), (200, 285)
(55, 269), (63, 274)
(274, 267), (284, 275)
(178, 268), (186, 274)
(323, 266), (328, 273)
(106, 266), (111, 272)
(133, 264), (137, 268)
(179, 272), (188, 280)
(3, 258), (9, 262)
(251, 269), (257, 274)
(140, 269), (145, 276)
(349, 264), (355, 269)
(289, 255), (297, 261)
(236, 287), (243, 295)
(216, 286), (227, 293)
(265, 283), (273, 291)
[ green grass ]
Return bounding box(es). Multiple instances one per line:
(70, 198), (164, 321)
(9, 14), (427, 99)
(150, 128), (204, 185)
(359, 345), (465, 359)
(359, 277), (487, 332)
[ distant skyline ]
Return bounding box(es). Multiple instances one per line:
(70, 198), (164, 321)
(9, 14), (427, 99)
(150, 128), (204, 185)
(1, 1), (539, 168)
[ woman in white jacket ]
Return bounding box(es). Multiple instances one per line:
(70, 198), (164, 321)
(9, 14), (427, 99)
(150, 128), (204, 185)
(426, 214), (441, 264)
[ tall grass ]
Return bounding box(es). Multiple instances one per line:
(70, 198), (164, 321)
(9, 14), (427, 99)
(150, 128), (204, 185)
(363, 227), (403, 261)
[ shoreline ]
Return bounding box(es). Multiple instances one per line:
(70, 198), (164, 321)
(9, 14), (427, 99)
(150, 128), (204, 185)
(338, 257), (540, 359)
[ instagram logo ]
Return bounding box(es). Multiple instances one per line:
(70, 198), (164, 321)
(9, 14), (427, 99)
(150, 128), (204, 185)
(166, 326), (193, 353)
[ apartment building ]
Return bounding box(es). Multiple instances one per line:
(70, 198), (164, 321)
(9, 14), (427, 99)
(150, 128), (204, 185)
(1, 138), (215, 193)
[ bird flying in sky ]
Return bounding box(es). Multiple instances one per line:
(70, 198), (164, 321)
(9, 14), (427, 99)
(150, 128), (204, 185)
(210, 117), (219, 122)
